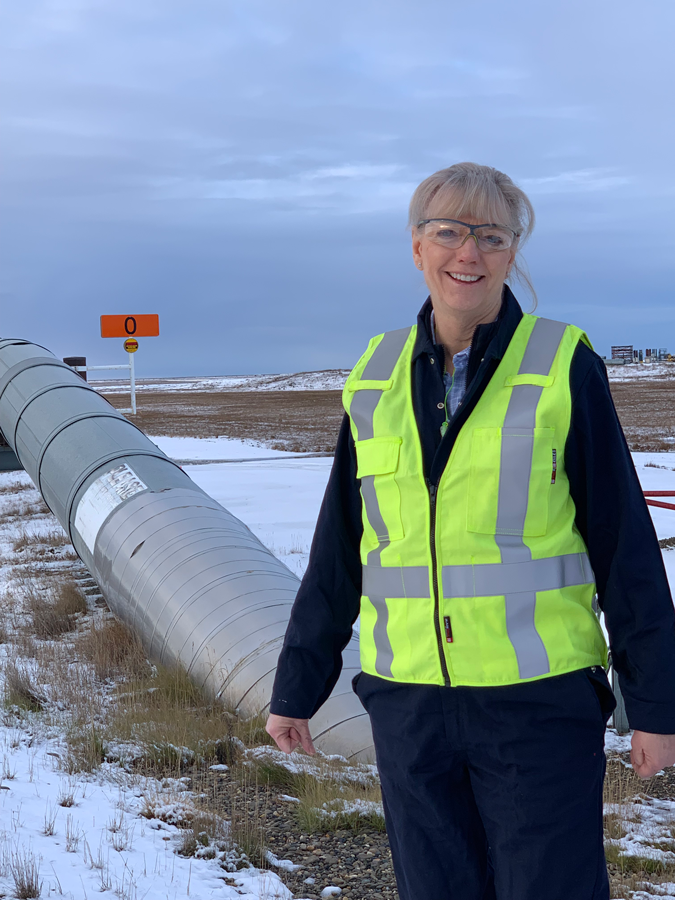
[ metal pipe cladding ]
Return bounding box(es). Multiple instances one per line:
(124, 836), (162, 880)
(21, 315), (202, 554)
(0, 339), (374, 762)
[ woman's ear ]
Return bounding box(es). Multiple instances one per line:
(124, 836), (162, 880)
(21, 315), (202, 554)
(412, 232), (423, 270)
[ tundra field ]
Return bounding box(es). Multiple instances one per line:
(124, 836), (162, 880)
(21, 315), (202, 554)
(100, 363), (675, 453)
(0, 365), (672, 899)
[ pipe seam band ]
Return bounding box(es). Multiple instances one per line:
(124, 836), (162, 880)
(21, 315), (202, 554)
(17, 385), (109, 469)
(35, 407), (137, 498)
(0, 357), (80, 407)
(0, 339), (52, 356)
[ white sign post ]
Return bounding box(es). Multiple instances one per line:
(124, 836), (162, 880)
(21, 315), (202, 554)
(72, 358), (137, 414)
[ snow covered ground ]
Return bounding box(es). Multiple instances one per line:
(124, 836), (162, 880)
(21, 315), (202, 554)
(0, 437), (674, 898)
(87, 361), (675, 394)
(606, 363), (675, 382)
(152, 436), (296, 462)
(93, 371), (350, 395)
(0, 747), (294, 900)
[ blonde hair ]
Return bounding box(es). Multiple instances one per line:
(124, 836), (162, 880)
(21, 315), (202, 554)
(408, 162), (537, 307)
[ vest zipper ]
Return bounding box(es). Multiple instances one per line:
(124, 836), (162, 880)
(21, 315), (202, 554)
(427, 480), (451, 686)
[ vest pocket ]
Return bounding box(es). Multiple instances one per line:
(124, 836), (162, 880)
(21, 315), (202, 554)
(467, 427), (555, 536)
(355, 437), (404, 541)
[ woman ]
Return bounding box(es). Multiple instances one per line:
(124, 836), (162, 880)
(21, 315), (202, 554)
(266, 163), (675, 900)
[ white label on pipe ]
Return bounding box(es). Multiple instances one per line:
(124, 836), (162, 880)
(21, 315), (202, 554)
(74, 463), (148, 554)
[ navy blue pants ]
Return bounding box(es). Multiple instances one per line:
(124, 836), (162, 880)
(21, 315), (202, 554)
(354, 667), (616, 900)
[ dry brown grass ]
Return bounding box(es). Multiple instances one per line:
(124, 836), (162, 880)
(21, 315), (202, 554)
(108, 389), (344, 452)
(3, 659), (44, 712)
(245, 751), (385, 834)
(0, 479), (34, 495)
(0, 497), (50, 521)
(9, 847), (42, 899)
(27, 578), (87, 639)
(603, 758), (675, 894)
(107, 663), (239, 774)
(13, 528), (69, 554)
(78, 617), (149, 681)
(609, 377), (675, 452)
(295, 769), (385, 833)
(53, 580), (88, 615)
(182, 763), (271, 867)
(176, 808), (230, 858)
(101, 375), (675, 456)
(62, 723), (107, 774)
(602, 757), (661, 808)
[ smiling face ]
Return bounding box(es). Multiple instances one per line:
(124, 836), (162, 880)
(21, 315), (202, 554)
(412, 217), (517, 321)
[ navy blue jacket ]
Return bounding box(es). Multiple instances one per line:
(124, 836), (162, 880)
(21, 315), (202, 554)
(270, 288), (675, 733)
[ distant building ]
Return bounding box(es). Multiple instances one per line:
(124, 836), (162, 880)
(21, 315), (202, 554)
(611, 345), (633, 361)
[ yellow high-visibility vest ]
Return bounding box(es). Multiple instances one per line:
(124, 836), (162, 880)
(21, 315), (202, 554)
(343, 314), (608, 687)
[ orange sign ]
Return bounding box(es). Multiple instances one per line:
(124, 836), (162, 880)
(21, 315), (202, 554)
(124, 338), (139, 353)
(100, 314), (159, 338)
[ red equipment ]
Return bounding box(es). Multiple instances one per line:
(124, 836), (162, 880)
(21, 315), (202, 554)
(643, 491), (675, 511)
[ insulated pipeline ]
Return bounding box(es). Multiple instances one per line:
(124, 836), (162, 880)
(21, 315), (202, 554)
(0, 339), (374, 761)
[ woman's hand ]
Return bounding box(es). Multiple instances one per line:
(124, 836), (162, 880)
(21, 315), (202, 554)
(266, 713), (316, 755)
(631, 731), (675, 779)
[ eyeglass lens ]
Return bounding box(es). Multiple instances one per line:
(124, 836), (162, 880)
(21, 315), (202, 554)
(424, 221), (513, 252)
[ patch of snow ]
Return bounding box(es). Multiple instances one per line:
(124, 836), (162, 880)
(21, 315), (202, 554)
(246, 747), (378, 786)
(606, 363), (675, 382)
(321, 887), (343, 898)
(149, 435), (296, 461)
(317, 798), (385, 821)
(606, 796), (675, 865)
(266, 849), (303, 872)
(632, 453), (675, 544)
(632, 885), (675, 899)
(605, 729), (633, 755)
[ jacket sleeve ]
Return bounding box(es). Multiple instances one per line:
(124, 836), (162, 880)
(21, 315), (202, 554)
(269, 413), (364, 720)
(566, 343), (675, 733)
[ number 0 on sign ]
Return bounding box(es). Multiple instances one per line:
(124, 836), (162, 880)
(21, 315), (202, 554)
(100, 315), (160, 338)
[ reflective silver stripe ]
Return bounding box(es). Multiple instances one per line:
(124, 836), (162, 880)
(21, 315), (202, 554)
(363, 565), (430, 598)
(442, 552), (594, 598)
(362, 327), (413, 381)
(349, 390), (380, 441)
(370, 594), (394, 677)
(363, 564), (430, 680)
(495, 318), (568, 679)
(518, 317), (568, 376)
(360, 477), (388, 541)
(352, 327), (412, 678)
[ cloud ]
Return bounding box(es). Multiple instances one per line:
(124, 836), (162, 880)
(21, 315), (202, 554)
(1, 0), (674, 373)
(520, 168), (633, 194)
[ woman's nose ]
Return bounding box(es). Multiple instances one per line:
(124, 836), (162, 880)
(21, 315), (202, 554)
(456, 234), (481, 262)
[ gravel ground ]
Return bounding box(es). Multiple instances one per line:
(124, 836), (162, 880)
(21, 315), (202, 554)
(190, 765), (399, 900)
(190, 754), (675, 900)
(264, 816), (397, 899)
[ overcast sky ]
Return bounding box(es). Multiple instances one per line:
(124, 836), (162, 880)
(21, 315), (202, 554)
(1, 0), (673, 376)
